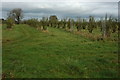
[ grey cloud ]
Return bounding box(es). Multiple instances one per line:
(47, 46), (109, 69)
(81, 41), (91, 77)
(1, 2), (118, 20)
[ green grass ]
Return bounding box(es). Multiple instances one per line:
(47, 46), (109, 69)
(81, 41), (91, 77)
(2, 24), (118, 78)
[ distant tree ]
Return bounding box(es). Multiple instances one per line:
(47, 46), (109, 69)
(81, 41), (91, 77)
(88, 16), (95, 33)
(57, 21), (61, 28)
(82, 19), (87, 29)
(25, 18), (39, 28)
(105, 15), (112, 37)
(101, 18), (106, 38)
(49, 15), (58, 27)
(6, 17), (15, 29)
(0, 18), (6, 24)
(67, 18), (74, 31)
(62, 19), (67, 29)
(70, 19), (75, 31)
(8, 8), (23, 24)
(76, 18), (82, 31)
(111, 18), (118, 33)
(41, 17), (48, 30)
(67, 19), (71, 30)
(101, 14), (114, 38)
(97, 18), (103, 32)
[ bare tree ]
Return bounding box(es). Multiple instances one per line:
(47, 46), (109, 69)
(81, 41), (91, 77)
(8, 8), (23, 24)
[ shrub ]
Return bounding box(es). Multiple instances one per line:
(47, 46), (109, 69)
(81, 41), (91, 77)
(6, 18), (14, 29)
(49, 15), (58, 28)
(25, 19), (40, 28)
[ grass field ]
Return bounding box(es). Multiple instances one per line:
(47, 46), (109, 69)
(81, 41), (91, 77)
(2, 24), (118, 78)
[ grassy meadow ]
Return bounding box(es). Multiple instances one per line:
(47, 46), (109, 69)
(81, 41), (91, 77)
(2, 24), (118, 78)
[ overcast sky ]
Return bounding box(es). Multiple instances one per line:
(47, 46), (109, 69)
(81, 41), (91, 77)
(1, 0), (119, 20)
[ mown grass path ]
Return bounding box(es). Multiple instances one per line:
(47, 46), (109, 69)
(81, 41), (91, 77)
(2, 24), (118, 78)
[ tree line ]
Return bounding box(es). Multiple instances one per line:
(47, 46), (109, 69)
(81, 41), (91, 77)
(3, 8), (119, 39)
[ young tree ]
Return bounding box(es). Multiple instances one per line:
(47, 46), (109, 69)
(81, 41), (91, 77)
(62, 19), (67, 29)
(101, 14), (113, 38)
(57, 21), (61, 28)
(88, 16), (95, 33)
(49, 15), (58, 27)
(6, 17), (15, 29)
(97, 18), (103, 32)
(25, 18), (39, 28)
(82, 19), (87, 29)
(76, 18), (82, 31)
(67, 19), (71, 30)
(105, 15), (112, 37)
(101, 18), (106, 38)
(41, 17), (48, 30)
(70, 19), (74, 32)
(8, 8), (23, 24)
(111, 18), (118, 33)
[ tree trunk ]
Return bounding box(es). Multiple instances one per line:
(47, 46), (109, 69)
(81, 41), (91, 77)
(17, 16), (20, 24)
